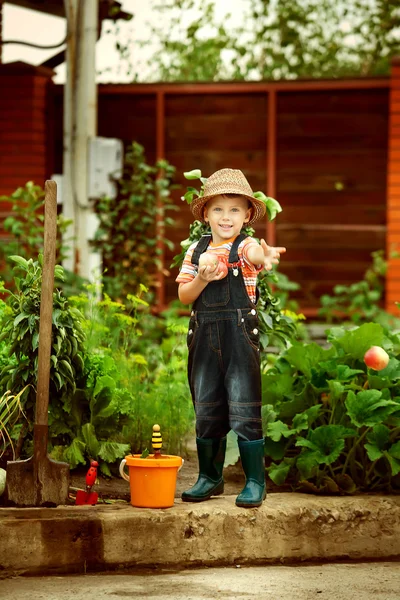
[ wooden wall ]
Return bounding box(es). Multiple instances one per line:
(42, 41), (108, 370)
(276, 89), (388, 307)
(164, 92), (268, 304)
(49, 80), (391, 312)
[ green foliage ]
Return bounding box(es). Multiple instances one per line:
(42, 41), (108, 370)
(0, 259), (86, 444)
(54, 286), (194, 473)
(0, 182), (71, 284)
(0, 268), (194, 473)
(140, 1), (233, 82)
(262, 322), (400, 493)
(121, 0), (400, 82)
(319, 250), (400, 328)
(240, 0), (400, 80)
(0, 387), (28, 459)
(93, 141), (177, 301)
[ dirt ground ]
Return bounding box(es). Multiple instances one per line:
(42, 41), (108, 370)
(3, 563), (400, 600)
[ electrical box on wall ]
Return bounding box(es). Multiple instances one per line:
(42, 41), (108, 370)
(88, 137), (123, 200)
(51, 174), (64, 204)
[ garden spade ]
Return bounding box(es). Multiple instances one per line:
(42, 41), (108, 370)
(6, 180), (70, 507)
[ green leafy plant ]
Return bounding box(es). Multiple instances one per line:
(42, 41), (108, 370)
(50, 351), (132, 475)
(173, 169), (300, 350)
(51, 284), (152, 473)
(0, 387), (28, 459)
(0, 263), (194, 472)
(52, 285), (194, 474)
(262, 322), (400, 493)
(0, 257), (86, 458)
(319, 250), (400, 328)
(0, 182), (71, 284)
(93, 141), (178, 301)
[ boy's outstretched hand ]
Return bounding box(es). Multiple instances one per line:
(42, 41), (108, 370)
(260, 239), (286, 271)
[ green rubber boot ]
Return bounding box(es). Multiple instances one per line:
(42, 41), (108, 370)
(235, 438), (267, 508)
(181, 437), (226, 502)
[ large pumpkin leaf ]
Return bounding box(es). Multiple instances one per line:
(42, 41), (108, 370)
(296, 425), (356, 465)
(285, 342), (331, 379)
(364, 424), (391, 461)
(333, 323), (384, 360)
(345, 390), (398, 427)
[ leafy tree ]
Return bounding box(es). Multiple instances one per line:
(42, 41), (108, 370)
(123, 0), (400, 81)
(242, 0), (400, 79)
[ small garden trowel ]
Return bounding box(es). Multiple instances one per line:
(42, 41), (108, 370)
(75, 460), (99, 505)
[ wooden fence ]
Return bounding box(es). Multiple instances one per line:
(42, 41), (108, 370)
(55, 78), (390, 314)
(1, 66), (393, 315)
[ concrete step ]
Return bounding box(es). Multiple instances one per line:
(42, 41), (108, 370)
(1, 493), (400, 576)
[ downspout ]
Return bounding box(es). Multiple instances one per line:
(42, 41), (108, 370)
(62, 0), (76, 273)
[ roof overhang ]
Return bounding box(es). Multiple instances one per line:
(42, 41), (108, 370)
(5, 0), (132, 21)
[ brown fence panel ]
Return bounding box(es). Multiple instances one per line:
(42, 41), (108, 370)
(276, 88), (388, 309)
(164, 92), (268, 302)
(47, 80), (390, 313)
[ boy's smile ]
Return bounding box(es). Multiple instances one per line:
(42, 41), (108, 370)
(204, 195), (251, 245)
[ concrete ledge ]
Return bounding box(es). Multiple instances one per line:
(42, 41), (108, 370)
(1, 493), (400, 576)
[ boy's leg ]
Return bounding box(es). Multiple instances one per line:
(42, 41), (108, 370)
(181, 437), (226, 502)
(235, 438), (266, 508)
(183, 322), (229, 502)
(223, 320), (266, 507)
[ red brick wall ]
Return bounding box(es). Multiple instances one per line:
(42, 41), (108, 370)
(0, 62), (54, 195)
(386, 58), (400, 314)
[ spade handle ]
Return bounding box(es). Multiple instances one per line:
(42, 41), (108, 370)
(35, 180), (57, 426)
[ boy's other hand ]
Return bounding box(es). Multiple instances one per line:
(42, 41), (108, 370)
(260, 239), (286, 271)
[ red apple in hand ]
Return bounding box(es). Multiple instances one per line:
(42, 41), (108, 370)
(217, 260), (228, 279)
(199, 252), (218, 270)
(363, 346), (389, 371)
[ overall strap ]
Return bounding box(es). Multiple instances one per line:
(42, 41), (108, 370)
(228, 233), (247, 263)
(191, 235), (212, 266)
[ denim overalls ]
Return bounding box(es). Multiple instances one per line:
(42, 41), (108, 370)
(187, 233), (263, 441)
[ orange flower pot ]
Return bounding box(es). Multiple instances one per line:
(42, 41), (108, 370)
(119, 454), (183, 508)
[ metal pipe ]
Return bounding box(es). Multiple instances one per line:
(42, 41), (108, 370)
(62, 0), (98, 278)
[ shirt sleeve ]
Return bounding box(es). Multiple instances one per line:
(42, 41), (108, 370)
(175, 242), (198, 284)
(240, 237), (264, 273)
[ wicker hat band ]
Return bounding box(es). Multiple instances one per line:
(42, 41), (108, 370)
(190, 168), (266, 225)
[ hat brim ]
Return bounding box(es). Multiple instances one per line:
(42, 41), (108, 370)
(190, 193), (266, 226)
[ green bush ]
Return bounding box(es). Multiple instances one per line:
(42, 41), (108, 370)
(93, 141), (177, 302)
(0, 268), (194, 475)
(52, 285), (194, 474)
(0, 257), (86, 458)
(319, 250), (400, 329)
(262, 322), (400, 493)
(0, 182), (71, 285)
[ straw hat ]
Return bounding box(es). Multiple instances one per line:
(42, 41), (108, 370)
(190, 168), (266, 225)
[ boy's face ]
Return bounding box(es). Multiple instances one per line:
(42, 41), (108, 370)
(204, 195), (252, 245)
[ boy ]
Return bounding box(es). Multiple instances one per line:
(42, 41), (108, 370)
(176, 168), (286, 507)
